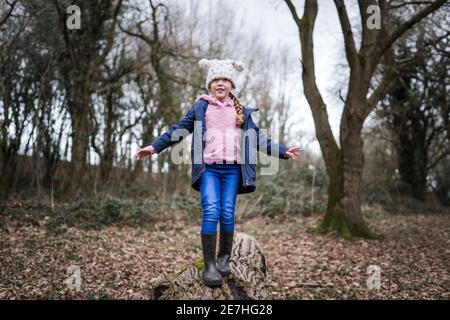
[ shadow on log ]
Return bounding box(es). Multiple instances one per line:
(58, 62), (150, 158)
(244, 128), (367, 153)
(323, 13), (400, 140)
(149, 232), (270, 300)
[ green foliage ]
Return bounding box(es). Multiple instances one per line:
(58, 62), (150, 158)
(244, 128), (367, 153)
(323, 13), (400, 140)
(1, 190), (210, 233)
(98, 196), (123, 224)
(3, 196), (163, 232)
(363, 184), (449, 214)
(255, 164), (327, 217)
(169, 194), (202, 212)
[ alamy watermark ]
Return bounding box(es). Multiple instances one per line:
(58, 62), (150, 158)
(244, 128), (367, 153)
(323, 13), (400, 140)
(366, 265), (381, 290)
(63, 4), (381, 33)
(165, 122), (283, 175)
(367, 5), (381, 30)
(65, 265), (81, 292)
(66, 5), (81, 30)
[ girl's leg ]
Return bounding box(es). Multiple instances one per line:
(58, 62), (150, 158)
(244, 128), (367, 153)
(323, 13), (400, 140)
(199, 166), (221, 234)
(199, 165), (223, 287)
(217, 164), (240, 277)
(219, 164), (240, 233)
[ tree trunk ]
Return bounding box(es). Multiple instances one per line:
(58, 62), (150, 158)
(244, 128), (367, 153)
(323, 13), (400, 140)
(339, 102), (379, 238)
(313, 139), (378, 239)
(149, 233), (270, 300)
(315, 152), (347, 237)
(65, 97), (90, 196)
(286, 0), (378, 239)
(100, 92), (116, 183)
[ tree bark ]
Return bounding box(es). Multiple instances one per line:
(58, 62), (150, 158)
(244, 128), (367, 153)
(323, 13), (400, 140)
(149, 233), (269, 300)
(67, 97), (90, 195)
(340, 97), (378, 238)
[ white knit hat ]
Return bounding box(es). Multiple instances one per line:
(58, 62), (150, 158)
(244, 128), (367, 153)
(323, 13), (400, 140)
(198, 58), (244, 90)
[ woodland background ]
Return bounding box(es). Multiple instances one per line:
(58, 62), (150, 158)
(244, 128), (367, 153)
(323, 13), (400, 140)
(0, 0), (449, 299)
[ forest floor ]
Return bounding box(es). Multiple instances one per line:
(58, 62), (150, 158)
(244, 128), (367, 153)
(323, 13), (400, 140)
(1, 201), (449, 300)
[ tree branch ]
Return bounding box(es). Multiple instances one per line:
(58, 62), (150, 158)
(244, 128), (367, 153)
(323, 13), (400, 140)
(378, 0), (447, 58)
(284, 0), (341, 169)
(0, 0), (17, 27)
(118, 19), (154, 45)
(52, 0), (76, 67)
(98, 0), (123, 62)
(389, 1), (434, 10)
(358, 0), (382, 57)
(395, 31), (450, 67)
(334, 0), (358, 65)
(427, 150), (450, 171)
(284, 0), (302, 30)
(367, 67), (398, 116)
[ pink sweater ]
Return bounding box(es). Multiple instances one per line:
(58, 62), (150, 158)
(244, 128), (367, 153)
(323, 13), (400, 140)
(195, 94), (242, 164)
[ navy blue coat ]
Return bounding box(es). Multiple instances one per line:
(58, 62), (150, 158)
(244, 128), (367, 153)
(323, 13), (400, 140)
(150, 98), (289, 194)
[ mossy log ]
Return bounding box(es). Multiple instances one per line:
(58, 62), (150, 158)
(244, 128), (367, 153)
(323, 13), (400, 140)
(149, 233), (270, 300)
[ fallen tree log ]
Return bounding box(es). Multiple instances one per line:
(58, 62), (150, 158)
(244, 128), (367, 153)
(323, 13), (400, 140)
(149, 232), (270, 300)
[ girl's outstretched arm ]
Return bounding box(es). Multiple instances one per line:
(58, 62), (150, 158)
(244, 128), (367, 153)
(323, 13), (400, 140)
(136, 104), (196, 160)
(248, 114), (302, 160)
(150, 105), (196, 154)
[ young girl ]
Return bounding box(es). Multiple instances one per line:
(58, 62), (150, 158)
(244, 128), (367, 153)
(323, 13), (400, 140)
(136, 59), (302, 287)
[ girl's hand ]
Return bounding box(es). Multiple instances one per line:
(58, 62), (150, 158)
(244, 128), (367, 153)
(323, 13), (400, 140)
(136, 145), (157, 161)
(284, 146), (303, 160)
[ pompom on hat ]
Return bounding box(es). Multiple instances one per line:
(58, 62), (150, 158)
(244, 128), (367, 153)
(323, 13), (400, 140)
(198, 58), (244, 90)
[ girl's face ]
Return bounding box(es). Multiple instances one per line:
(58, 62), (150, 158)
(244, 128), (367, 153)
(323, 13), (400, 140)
(210, 78), (232, 100)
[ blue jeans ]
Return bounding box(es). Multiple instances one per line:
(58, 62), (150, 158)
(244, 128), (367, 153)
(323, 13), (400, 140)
(199, 164), (240, 234)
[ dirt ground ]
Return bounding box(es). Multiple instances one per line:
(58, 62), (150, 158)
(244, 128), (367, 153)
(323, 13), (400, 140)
(1, 210), (449, 299)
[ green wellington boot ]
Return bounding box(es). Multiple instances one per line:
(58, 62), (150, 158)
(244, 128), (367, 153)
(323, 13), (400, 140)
(201, 233), (223, 287)
(216, 231), (234, 277)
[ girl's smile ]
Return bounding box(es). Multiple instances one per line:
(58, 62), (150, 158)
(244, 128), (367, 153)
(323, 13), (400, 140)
(210, 78), (232, 101)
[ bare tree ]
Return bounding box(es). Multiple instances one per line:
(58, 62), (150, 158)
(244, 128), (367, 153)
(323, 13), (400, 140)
(0, 0), (32, 196)
(50, 0), (123, 196)
(378, 16), (450, 201)
(90, 41), (139, 184)
(284, 0), (447, 238)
